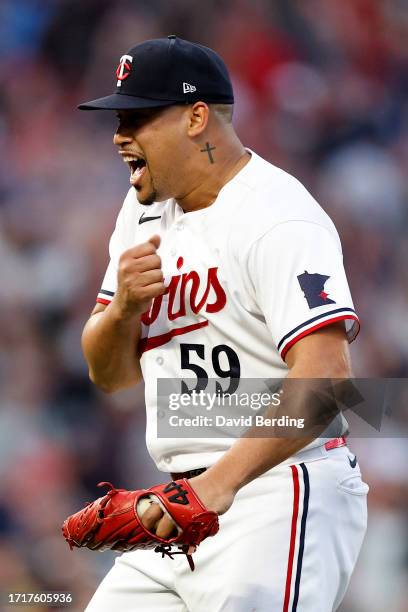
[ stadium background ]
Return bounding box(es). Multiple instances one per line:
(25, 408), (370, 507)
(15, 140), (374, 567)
(1, 0), (407, 610)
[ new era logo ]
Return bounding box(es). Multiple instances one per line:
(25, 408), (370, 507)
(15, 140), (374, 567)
(183, 82), (197, 94)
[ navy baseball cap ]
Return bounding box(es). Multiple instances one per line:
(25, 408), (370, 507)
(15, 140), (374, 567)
(78, 35), (234, 110)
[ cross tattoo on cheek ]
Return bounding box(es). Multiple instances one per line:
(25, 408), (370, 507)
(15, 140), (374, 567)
(200, 142), (216, 164)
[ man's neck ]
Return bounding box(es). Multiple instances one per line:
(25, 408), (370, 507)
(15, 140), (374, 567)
(176, 142), (251, 213)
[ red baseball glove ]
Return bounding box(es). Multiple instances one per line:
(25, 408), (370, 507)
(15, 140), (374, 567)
(62, 479), (219, 570)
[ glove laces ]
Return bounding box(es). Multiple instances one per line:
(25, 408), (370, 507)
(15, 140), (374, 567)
(154, 544), (196, 571)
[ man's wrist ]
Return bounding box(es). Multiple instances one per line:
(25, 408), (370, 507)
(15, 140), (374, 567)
(189, 469), (236, 515)
(200, 463), (242, 498)
(109, 296), (144, 322)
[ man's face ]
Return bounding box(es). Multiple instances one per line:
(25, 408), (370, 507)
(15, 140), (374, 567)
(113, 106), (186, 206)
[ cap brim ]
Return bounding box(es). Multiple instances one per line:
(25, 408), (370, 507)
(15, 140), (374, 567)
(78, 92), (179, 110)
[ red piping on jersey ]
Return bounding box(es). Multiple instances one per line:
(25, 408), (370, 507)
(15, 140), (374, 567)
(283, 465), (300, 612)
(280, 315), (359, 361)
(139, 320), (209, 353)
(96, 297), (111, 306)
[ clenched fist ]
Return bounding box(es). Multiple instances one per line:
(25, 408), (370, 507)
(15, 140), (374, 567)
(114, 234), (165, 317)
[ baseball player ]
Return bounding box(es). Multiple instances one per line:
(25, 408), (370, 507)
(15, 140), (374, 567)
(66, 36), (368, 611)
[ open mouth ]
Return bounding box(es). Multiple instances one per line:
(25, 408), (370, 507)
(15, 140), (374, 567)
(122, 155), (147, 187)
(128, 158), (146, 173)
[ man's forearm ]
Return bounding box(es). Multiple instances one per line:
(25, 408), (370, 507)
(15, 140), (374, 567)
(191, 356), (351, 514)
(82, 300), (143, 392)
(203, 437), (315, 499)
(190, 426), (317, 517)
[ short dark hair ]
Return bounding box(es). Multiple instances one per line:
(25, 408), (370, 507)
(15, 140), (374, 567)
(211, 103), (234, 123)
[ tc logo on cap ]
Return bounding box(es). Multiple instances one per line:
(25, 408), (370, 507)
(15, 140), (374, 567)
(116, 54), (133, 87)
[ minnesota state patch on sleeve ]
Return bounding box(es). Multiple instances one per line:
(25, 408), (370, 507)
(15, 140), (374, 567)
(297, 271), (336, 309)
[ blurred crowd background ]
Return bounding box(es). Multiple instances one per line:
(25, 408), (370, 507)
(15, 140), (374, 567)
(0, 0), (407, 610)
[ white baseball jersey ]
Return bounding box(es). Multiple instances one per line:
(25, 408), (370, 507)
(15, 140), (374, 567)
(97, 150), (360, 472)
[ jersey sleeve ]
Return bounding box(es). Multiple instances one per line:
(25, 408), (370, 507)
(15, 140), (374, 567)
(247, 220), (360, 360)
(96, 195), (131, 306)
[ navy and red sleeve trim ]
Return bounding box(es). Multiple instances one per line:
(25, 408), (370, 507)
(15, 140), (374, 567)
(278, 307), (360, 360)
(96, 289), (114, 305)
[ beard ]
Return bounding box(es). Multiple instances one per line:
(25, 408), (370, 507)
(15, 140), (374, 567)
(134, 174), (158, 206)
(135, 187), (158, 206)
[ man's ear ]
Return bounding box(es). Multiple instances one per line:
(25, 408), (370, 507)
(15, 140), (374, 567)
(187, 102), (209, 137)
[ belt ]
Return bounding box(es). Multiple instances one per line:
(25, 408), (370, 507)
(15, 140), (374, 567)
(171, 436), (347, 481)
(171, 467), (207, 481)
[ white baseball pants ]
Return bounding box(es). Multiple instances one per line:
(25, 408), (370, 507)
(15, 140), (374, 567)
(86, 445), (368, 612)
